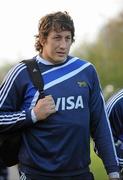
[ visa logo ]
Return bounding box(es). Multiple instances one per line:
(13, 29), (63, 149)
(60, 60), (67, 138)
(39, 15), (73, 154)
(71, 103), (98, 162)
(55, 95), (84, 111)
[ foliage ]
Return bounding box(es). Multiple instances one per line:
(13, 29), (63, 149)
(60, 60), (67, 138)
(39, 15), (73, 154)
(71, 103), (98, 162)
(0, 63), (14, 83)
(73, 11), (123, 95)
(90, 142), (107, 180)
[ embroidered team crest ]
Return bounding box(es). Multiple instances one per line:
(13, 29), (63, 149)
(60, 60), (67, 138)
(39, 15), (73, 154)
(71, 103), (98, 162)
(77, 81), (87, 87)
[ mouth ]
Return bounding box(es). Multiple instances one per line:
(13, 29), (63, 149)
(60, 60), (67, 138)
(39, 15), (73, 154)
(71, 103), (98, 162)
(56, 52), (66, 56)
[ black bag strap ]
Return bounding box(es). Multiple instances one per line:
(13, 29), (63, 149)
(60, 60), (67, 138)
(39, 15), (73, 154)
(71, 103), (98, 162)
(22, 59), (45, 99)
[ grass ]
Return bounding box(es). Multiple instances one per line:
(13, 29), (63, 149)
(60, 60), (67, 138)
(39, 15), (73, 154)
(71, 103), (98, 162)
(90, 142), (107, 180)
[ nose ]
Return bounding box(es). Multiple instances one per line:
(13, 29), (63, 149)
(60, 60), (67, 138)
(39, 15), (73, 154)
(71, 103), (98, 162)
(59, 38), (67, 49)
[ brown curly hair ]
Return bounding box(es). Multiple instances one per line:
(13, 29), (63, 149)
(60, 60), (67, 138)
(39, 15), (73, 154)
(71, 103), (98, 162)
(35, 11), (75, 52)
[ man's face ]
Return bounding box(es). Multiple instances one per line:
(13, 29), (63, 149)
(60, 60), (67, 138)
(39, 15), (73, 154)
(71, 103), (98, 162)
(40, 30), (72, 64)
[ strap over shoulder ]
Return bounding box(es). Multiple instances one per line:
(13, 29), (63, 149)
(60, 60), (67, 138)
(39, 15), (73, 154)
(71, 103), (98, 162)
(22, 59), (45, 99)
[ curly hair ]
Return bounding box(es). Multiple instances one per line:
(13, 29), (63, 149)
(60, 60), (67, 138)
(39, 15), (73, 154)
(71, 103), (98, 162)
(35, 11), (75, 52)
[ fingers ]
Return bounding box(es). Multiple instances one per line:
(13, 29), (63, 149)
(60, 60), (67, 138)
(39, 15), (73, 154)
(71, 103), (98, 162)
(33, 95), (56, 121)
(49, 104), (56, 113)
(39, 95), (54, 105)
(44, 95), (56, 113)
(39, 95), (56, 111)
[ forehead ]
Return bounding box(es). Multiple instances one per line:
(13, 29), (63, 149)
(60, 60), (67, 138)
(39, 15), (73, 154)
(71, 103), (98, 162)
(49, 30), (72, 36)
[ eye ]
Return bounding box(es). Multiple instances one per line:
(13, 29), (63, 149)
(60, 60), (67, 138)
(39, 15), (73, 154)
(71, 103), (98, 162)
(66, 36), (71, 39)
(66, 36), (72, 41)
(54, 36), (61, 40)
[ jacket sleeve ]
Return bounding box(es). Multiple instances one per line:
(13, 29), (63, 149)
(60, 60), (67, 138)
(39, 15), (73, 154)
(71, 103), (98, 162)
(0, 62), (34, 133)
(90, 66), (119, 174)
(106, 92), (123, 140)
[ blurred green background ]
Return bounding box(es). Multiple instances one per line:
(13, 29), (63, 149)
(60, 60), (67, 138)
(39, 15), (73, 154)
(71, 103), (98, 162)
(90, 142), (107, 180)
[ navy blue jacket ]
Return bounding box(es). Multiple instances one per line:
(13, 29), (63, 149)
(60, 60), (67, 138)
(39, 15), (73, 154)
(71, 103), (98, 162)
(106, 89), (123, 141)
(0, 55), (119, 178)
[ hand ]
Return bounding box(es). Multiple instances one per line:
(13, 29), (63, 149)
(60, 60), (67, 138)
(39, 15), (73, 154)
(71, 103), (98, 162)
(33, 95), (56, 121)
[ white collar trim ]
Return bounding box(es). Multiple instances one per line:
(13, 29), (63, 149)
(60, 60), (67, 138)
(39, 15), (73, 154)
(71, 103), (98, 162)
(36, 55), (53, 65)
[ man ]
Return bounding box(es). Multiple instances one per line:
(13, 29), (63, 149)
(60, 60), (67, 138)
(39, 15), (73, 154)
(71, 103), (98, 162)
(106, 89), (123, 179)
(0, 11), (120, 180)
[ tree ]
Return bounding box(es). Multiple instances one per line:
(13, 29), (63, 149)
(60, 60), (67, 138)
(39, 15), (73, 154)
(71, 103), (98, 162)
(0, 63), (13, 83)
(73, 11), (123, 95)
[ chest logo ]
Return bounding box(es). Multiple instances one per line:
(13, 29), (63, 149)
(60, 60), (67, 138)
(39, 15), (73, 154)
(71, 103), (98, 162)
(77, 81), (87, 87)
(55, 96), (84, 111)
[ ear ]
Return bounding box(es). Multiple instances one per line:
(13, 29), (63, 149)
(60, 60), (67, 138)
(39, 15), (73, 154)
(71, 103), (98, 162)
(39, 36), (46, 46)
